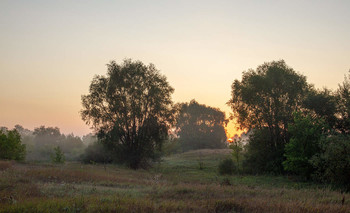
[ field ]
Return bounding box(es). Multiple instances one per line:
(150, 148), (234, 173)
(0, 149), (349, 213)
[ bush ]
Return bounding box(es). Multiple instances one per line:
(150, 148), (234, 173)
(310, 135), (350, 191)
(218, 158), (236, 175)
(81, 142), (114, 164)
(0, 129), (26, 161)
(229, 138), (244, 172)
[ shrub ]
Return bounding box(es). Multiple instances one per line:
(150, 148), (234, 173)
(229, 138), (244, 172)
(81, 142), (114, 164)
(218, 158), (236, 175)
(0, 129), (26, 161)
(310, 134), (350, 191)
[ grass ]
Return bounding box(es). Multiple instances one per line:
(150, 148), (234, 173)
(0, 149), (349, 212)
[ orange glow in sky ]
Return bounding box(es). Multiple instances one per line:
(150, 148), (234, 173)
(1, 1), (349, 136)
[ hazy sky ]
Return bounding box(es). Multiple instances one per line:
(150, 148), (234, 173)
(1, 0), (349, 137)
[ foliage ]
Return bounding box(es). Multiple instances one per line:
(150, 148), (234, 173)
(228, 60), (309, 173)
(81, 59), (174, 169)
(243, 128), (284, 174)
(283, 112), (327, 179)
(228, 61), (309, 173)
(175, 100), (227, 151)
(310, 134), (350, 191)
(229, 138), (244, 172)
(228, 60), (308, 142)
(218, 158), (236, 175)
(303, 88), (337, 128)
(81, 142), (114, 164)
(0, 129), (26, 161)
(51, 146), (65, 164)
(336, 71), (350, 134)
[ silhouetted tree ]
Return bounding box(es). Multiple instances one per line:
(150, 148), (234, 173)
(175, 100), (227, 151)
(81, 59), (174, 169)
(228, 60), (308, 173)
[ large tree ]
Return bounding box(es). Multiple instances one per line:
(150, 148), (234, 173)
(81, 59), (174, 169)
(175, 100), (227, 151)
(228, 60), (308, 173)
(228, 60), (308, 146)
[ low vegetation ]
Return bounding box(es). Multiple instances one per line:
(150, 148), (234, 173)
(0, 149), (349, 212)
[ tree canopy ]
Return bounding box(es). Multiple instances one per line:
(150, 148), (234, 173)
(81, 59), (174, 169)
(228, 60), (308, 146)
(175, 100), (227, 151)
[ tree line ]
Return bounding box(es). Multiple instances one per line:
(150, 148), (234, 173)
(0, 125), (96, 162)
(1, 58), (349, 190)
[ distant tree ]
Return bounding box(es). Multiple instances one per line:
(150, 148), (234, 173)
(33, 126), (64, 146)
(228, 60), (308, 173)
(81, 59), (174, 169)
(175, 100), (227, 151)
(29, 126), (84, 161)
(0, 129), (26, 161)
(14, 125), (33, 136)
(283, 112), (327, 179)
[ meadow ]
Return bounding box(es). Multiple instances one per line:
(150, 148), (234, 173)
(0, 149), (348, 213)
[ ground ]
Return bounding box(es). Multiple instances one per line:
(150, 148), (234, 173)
(0, 149), (349, 212)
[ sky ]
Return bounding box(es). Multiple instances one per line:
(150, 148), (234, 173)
(1, 0), (349, 137)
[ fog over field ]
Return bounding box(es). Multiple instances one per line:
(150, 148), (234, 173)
(1, 1), (349, 212)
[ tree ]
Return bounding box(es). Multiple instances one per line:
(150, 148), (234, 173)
(51, 146), (65, 164)
(229, 138), (244, 172)
(283, 112), (327, 179)
(0, 129), (26, 161)
(81, 59), (174, 169)
(175, 100), (227, 151)
(228, 60), (308, 173)
(33, 126), (64, 146)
